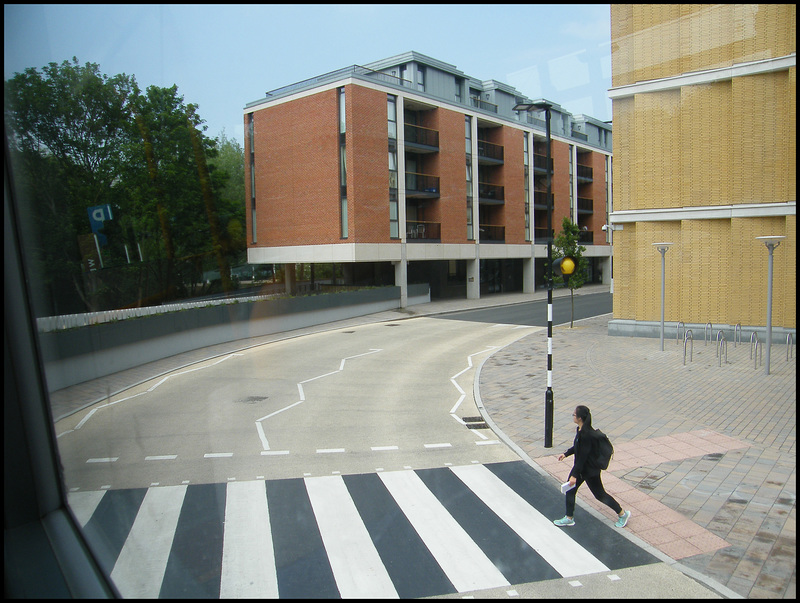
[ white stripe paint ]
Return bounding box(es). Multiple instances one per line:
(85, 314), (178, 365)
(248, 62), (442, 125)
(110, 485), (187, 598)
(66, 490), (106, 526)
(204, 452), (234, 458)
(220, 480), (278, 598)
(450, 464), (609, 577)
(86, 457), (118, 463)
(424, 443), (452, 449)
(378, 470), (509, 593)
(145, 455), (177, 461)
(371, 445), (399, 451)
(305, 475), (398, 598)
(317, 448), (345, 454)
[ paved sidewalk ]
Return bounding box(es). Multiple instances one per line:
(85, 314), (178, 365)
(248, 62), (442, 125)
(49, 285), (795, 599)
(471, 297), (795, 600)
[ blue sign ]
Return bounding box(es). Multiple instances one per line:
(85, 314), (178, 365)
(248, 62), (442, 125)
(87, 204), (113, 246)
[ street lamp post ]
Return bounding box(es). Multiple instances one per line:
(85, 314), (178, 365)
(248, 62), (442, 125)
(652, 242), (674, 351)
(515, 99), (554, 448)
(756, 236), (785, 375)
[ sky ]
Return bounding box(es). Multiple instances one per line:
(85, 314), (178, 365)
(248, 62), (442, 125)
(4, 4), (612, 147)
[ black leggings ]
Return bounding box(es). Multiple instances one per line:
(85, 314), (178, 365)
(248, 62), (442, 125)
(566, 474), (622, 517)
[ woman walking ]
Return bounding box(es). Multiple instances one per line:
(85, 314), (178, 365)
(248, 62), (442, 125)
(553, 405), (631, 528)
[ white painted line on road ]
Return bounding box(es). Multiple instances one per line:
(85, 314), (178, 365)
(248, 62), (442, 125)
(450, 464), (609, 578)
(371, 445), (399, 451)
(221, 480), (278, 598)
(111, 484), (187, 598)
(86, 457), (118, 463)
(476, 440), (500, 446)
(145, 455), (178, 461)
(424, 443), (452, 449)
(379, 469), (509, 593)
(204, 452), (234, 458)
(261, 450), (290, 455)
(306, 475), (398, 598)
(317, 448), (346, 454)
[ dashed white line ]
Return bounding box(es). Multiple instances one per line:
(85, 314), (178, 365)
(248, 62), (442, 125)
(204, 452), (234, 458)
(316, 448), (346, 454)
(145, 455), (178, 461)
(86, 457), (118, 463)
(424, 443), (452, 449)
(371, 445), (399, 451)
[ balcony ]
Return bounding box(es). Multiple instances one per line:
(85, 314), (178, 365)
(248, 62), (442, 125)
(479, 224), (505, 243)
(576, 164), (593, 182)
(577, 197), (593, 214)
(533, 190), (552, 210)
(579, 231), (594, 245)
(532, 153), (553, 174)
(478, 182), (505, 205)
(405, 172), (440, 199)
(404, 123), (439, 153)
(470, 96), (498, 113)
(533, 227), (552, 244)
(477, 140), (504, 165)
(406, 220), (441, 242)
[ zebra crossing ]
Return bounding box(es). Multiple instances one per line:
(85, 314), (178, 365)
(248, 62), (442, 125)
(67, 460), (658, 598)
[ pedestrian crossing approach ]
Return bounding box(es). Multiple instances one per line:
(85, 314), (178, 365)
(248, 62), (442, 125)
(67, 460), (658, 598)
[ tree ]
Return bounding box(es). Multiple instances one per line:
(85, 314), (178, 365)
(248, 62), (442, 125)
(5, 58), (246, 314)
(553, 216), (588, 328)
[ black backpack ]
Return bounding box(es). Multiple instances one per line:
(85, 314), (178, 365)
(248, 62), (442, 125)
(591, 429), (614, 470)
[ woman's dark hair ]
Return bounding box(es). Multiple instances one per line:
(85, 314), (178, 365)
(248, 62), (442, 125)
(575, 405), (593, 431)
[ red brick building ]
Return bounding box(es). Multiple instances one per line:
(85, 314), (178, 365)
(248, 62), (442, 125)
(244, 52), (613, 302)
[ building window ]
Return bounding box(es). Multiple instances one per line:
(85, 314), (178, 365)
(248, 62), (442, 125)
(465, 116), (474, 240)
(338, 87), (348, 238)
(416, 66), (425, 92)
(524, 133), (531, 242)
(248, 113), (256, 243)
(388, 95), (399, 239)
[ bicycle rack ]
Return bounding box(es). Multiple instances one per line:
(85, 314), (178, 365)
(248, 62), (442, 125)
(704, 322), (712, 346)
(788, 333), (795, 361)
(683, 329), (693, 365)
(716, 331), (727, 366)
(733, 323), (742, 348)
(750, 332), (762, 369)
(676, 321), (685, 345)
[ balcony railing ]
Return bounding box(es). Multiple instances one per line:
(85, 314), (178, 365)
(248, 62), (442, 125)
(470, 97), (498, 113)
(579, 231), (594, 244)
(533, 190), (552, 209)
(477, 140), (504, 162)
(405, 172), (440, 198)
(533, 227), (552, 244)
(578, 197), (593, 213)
(404, 123), (439, 150)
(406, 221), (441, 241)
(478, 182), (505, 204)
(577, 164), (593, 181)
(533, 153), (553, 172)
(479, 224), (505, 243)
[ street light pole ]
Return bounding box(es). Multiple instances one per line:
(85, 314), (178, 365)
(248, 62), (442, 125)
(515, 99), (554, 448)
(756, 236), (785, 375)
(652, 243), (674, 351)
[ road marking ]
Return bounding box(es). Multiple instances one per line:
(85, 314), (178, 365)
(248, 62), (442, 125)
(261, 450), (290, 455)
(424, 443), (452, 449)
(204, 452), (234, 458)
(371, 445), (399, 451)
(378, 469), (509, 593)
(110, 484), (187, 598)
(450, 464), (609, 578)
(145, 455), (177, 461)
(306, 475), (398, 598)
(220, 480), (278, 597)
(317, 448), (345, 454)
(86, 457), (118, 463)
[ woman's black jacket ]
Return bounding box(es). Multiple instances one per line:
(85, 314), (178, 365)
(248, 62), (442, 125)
(563, 427), (601, 479)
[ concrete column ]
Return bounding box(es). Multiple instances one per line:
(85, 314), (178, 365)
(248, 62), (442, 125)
(284, 263), (296, 296)
(395, 260), (408, 308)
(523, 256), (535, 293)
(466, 258), (480, 299)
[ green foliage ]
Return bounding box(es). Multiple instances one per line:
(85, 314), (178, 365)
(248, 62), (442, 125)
(553, 216), (588, 291)
(5, 58), (246, 314)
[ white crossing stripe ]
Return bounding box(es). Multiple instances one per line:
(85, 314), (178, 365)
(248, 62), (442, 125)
(450, 464), (609, 577)
(220, 480), (278, 598)
(110, 485), (187, 598)
(67, 490), (106, 527)
(378, 469), (510, 593)
(305, 475), (398, 598)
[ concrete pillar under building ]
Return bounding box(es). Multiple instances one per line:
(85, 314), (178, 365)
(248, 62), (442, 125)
(395, 260), (408, 308)
(466, 258), (480, 299)
(523, 256), (535, 293)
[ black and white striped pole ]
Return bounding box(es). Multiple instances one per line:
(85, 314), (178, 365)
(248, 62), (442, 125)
(515, 99), (555, 448)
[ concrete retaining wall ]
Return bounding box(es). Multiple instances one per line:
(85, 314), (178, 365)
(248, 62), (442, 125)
(41, 285), (429, 391)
